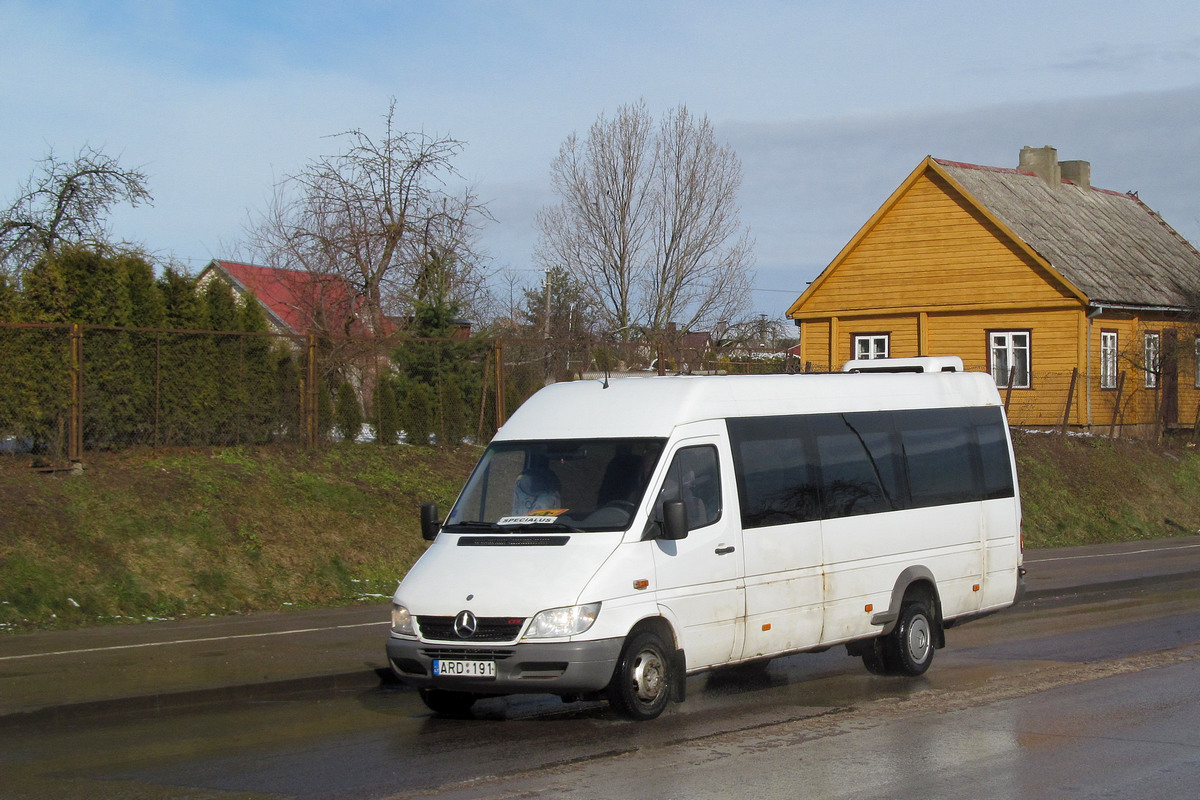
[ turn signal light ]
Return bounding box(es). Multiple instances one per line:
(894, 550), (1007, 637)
(633, 579), (650, 590)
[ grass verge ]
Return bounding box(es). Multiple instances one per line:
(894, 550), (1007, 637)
(2, 432), (1199, 631)
(0, 444), (477, 631)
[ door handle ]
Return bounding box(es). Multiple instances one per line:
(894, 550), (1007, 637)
(715, 545), (735, 555)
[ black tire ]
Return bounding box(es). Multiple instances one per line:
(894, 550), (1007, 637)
(860, 637), (894, 675)
(607, 629), (674, 721)
(419, 688), (478, 717)
(883, 601), (936, 676)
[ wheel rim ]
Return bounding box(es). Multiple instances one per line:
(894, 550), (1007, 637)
(906, 614), (931, 664)
(631, 647), (666, 703)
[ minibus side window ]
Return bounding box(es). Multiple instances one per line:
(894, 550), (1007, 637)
(728, 417), (820, 529)
(849, 415), (908, 510)
(898, 408), (978, 507)
(970, 406), (1016, 500)
(811, 413), (898, 518)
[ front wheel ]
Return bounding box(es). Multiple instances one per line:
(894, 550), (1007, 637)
(884, 601), (936, 676)
(607, 630), (674, 721)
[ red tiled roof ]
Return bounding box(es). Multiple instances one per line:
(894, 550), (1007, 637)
(203, 260), (369, 337)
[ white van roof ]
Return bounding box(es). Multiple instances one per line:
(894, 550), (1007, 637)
(496, 369), (1003, 441)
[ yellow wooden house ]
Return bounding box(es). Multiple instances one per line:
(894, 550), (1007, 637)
(787, 146), (1200, 434)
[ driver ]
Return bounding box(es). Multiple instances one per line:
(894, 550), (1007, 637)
(512, 464), (561, 514)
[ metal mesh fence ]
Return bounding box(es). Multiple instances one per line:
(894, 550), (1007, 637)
(0, 324), (71, 457)
(0, 323), (310, 458)
(3, 322), (1189, 461)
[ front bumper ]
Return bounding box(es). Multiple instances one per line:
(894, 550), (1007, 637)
(386, 634), (624, 695)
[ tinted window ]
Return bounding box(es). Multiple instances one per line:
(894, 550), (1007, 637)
(810, 414), (893, 518)
(970, 406), (1016, 499)
(728, 417), (820, 528)
(897, 408), (978, 507)
(728, 406), (1013, 528)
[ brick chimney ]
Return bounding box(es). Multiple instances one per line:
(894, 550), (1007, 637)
(1019, 145), (1060, 188)
(1060, 159), (1091, 189)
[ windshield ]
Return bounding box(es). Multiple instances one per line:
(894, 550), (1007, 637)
(445, 438), (667, 532)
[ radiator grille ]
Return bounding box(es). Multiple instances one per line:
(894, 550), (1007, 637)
(416, 616), (525, 643)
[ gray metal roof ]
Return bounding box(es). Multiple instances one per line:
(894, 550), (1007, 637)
(935, 159), (1200, 310)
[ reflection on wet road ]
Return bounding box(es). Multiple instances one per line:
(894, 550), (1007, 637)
(4, 582), (1200, 799)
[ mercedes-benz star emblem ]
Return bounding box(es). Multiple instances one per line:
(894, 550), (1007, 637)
(453, 610), (478, 639)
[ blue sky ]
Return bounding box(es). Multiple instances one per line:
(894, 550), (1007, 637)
(3, 0), (1199, 320)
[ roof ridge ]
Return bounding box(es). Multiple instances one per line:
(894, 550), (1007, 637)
(934, 158), (1029, 177)
(935, 157), (1133, 198)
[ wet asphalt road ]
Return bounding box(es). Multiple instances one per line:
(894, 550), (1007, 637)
(6, 535), (1200, 719)
(4, 587), (1200, 799)
(3, 541), (1200, 798)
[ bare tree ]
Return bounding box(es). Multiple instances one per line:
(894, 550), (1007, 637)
(536, 100), (754, 341)
(247, 99), (491, 337)
(0, 145), (152, 279)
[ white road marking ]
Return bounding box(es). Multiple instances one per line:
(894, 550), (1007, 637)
(0, 620), (389, 662)
(1027, 541), (1200, 564)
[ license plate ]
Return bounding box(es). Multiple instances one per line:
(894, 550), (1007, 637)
(432, 659), (496, 678)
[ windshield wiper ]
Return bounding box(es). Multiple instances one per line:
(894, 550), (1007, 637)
(445, 520), (585, 534)
(444, 520), (506, 532)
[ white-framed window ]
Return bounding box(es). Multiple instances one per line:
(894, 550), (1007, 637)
(990, 331), (1030, 388)
(853, 334), (889, 360)
(1144, 332), (1160, 388)
(1100, 331), (1118, 389)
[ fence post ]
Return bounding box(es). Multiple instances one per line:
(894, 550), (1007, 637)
(1060, 368), (1079, 434)
(477, 347), (492, 443)
(494, 339), (506, 429)
(69, 324), (83, 461)
(1004, 366), (1016, 412)
(1108, 371), (1126, 438)
(1192, 390), (1200, 444)
(305, 333), (318, 450)
(154, 331), (162, 448)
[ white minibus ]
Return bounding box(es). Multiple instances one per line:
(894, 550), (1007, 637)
(387, 357), (1024, 720)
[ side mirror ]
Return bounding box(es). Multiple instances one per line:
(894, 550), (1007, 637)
(660, 500), (689, 541)
(420, 502), (441, 541)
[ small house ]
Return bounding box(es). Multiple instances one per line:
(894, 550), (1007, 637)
(787, 147), (1200, 434)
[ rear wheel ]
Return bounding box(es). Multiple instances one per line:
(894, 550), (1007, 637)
(884, 601), (936, 676)
(419, 688), (478, 717)
(607, 630), (674, 721)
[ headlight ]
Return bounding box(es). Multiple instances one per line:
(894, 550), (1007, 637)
(391, 603), (414, 636)
(524, 602), (601, 638)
